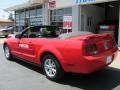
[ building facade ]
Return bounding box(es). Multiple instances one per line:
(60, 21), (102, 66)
(6, 0), (120, 46)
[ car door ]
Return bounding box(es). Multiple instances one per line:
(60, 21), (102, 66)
(17, 28), (37, 62)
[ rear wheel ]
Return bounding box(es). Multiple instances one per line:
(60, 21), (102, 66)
(4, 45), (12, 60)
(42, 54), (64, 81)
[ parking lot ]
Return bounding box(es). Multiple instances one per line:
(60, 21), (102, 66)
(0, 38), (120, 90)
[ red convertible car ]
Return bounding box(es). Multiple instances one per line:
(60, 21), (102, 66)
(3, 25), (118, 81)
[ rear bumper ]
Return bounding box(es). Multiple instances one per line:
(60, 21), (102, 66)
(77, 57), (113, 74)
(71, 55), (115, 74)
(63, 49), (117, 74)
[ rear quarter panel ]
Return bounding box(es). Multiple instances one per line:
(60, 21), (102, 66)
(34, 38), (83, 71)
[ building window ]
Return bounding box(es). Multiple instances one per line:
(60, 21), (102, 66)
(30, 9), (36, 17)
(20, 11), (25, 19)
(37, 8), (42, 16)
(30, 7), (43, 26)
(50, 7), (72, 33)
(63, 8), (72, 16)
(15, 6), (43, 32)
(25, 10), (29, 18)
(16, 14), (19, 20)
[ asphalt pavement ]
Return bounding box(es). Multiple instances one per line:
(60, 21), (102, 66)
(0, 38), (120, 90)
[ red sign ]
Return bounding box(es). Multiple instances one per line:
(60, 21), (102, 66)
(63, 16), (72, 29)
(63, 22), (72, 29)
(49, 0), (56, 9)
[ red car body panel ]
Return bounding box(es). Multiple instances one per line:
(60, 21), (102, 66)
(4, 33), (118, 74)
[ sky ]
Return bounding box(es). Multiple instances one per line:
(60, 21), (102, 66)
(0, 0), (28, 19)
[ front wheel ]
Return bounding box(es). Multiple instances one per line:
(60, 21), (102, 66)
(42, 54), (64, 81)
(4, 45), (12, 60)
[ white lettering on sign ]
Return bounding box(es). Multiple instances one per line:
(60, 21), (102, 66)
(63, 16), (72, 29)
(19, 44), (29, 49)
(76, 0), (95, 4)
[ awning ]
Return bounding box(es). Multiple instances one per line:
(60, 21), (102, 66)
(0, 19), (14, 23)
(5, 0), (44, 11)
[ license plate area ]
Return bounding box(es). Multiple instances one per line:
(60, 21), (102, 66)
(106, 56), (112, 64)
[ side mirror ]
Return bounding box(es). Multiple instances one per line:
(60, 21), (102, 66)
(15, 34), (21, 38)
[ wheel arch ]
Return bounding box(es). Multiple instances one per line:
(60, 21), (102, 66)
(3, 42), (8, 49)
(3, 42), (12, 54)
(38, 46), (65, 71)
(40, 51), (65, 72)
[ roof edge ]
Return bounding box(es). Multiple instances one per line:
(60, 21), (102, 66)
(5, 1), (44, 11)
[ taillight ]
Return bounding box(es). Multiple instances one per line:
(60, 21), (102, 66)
(84, 43), (99, 56)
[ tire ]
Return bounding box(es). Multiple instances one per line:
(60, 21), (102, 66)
(42, 54), (64, 81)
(4, 45), (12, 60)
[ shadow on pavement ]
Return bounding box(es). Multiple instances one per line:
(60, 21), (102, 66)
(13, 59), (120, 90)
(59, 67), (120, 90)
(13, 59), (43, 74)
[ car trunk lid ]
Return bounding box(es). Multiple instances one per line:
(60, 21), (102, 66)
(71, 33), (117, 56)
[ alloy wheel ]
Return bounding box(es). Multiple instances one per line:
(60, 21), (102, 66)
(44, 58), (57, 77)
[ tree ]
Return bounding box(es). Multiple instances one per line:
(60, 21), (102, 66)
(8, 13), (14, 21)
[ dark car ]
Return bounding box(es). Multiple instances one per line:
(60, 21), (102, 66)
(0, 26), (14, 37)
(97, 20), (119, 43)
